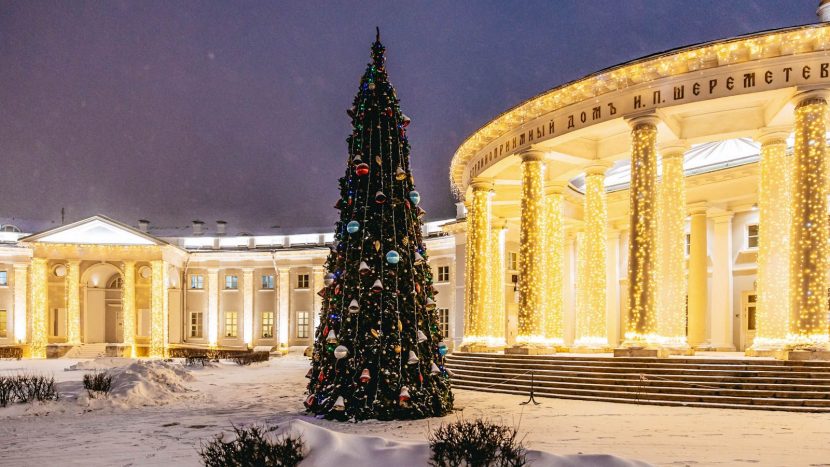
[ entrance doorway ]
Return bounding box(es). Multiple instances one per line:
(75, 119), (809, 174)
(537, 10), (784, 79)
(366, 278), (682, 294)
(740, 291), (757, 351)
(82, 263), (123, 344)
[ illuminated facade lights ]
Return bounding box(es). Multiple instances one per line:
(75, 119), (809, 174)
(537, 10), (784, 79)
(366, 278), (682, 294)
(517, 150), (547, 345)
(122, 261), (137, 358)
(13, 264), (28, 343)
(788, 95), (830, 349)
(208, 268), (219, 347)
(574, 166), (609, 348)
(655, 146), (689, 347)
(462, 178), (492, 346)
(243, 269), (254, 347)
(625, 116), (660, 345)
(485, 222), (506, 346)
(30, 258), (48, 359)
(66, 260), (81, 346)
(753, 132), (791, 350)
(543, 184), (565, 346)
(149, 260), (167, 358)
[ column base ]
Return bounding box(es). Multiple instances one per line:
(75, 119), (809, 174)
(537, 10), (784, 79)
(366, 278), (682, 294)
(776, 350), (830, 361)
(459, 344), (502, 353)
(614, 347), (670, 358)
(504, 345), (555, 356)
(744, 348), (777, 358)
(569, 346), (612, 354)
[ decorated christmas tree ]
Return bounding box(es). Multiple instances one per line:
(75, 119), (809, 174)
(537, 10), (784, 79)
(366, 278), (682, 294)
(304, 29), (453, 421)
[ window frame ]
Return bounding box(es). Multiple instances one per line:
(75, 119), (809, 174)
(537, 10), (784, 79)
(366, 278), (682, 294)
(261, 311), (274, 338)
(296, 274), (309, 289)
(438, 308), (449, 339)
(508, 252), (518, 271)
(225, 274), (239, 290)
(261, 274), (275, 290)
(297, 311), (310, 339)
(0, 309), (6, 337)
(437, 265), (450, 283)
(746, 224), (759, 250)
(0, 271), (7, 287)
(189, 274), (204, 290)
(190, 311), (203, 338)
(224, 311), (238, 338)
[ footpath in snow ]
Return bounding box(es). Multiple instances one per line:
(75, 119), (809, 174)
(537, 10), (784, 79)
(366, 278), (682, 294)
(0, 354), (827, 466)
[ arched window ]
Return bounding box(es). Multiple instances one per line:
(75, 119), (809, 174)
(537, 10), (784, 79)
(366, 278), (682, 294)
(107, 276), (123, 289)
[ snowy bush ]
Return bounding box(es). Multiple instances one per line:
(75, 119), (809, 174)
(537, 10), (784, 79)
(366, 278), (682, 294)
(0, 377), (12, 407)
(199, 424), (304, 467)
(6, 374), (59, 403)
(83, 371), (113, 398)
(231, 351), (269, 366)
(0, 346), (23, 360)
(429, 419), (527, 467)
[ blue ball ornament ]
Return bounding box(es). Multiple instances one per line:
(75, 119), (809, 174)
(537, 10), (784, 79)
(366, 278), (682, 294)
(346, 220), (360, 234)
(386, 250), (400, 264)
(409, 190), (421, 205)
(438, 342), (448, 356)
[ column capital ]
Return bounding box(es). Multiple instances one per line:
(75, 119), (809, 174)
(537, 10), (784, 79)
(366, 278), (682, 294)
(584, 160), (614, 176)
(545, 180), (569, 195)
(13, 263), (28, 271)
(625, 112), (661, 129)
(277, 266), (291, 274)
(793, 88), (830, 107)
(687, 201), (708, 216)
(241, 267), (255, 273)
(517, 146), (546, 162)
(470, 177), (494, 192)
(708, 210), (734, 223)
(207, 267), (220, 274)
(755, 126), (791, 146)
(659, 141), (689, 158)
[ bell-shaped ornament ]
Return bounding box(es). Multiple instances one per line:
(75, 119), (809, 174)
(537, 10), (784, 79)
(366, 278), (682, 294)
(304, 394), (315, 409)
(395, 165), (407, 181)
(425, 297), (437, 311)
(332, 395), (346, 411)
(359, 261), (371, 275)
(414, 251), (425, 265)
(326, 329), (337, 343)
(371, 279), (384, 293)
(375, 190), (387, 204)
(359, 368), (371, 384)
(348, 299), (360, 313)
(430, 361), (441, 375)
(407, 350), (419, 365)
(417, 329), (428, 343)
(401, 114), (411, 127)
(399, 386), (411, 403)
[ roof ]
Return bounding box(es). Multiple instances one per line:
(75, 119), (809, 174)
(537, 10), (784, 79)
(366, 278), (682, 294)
(20, 215), (170, 247)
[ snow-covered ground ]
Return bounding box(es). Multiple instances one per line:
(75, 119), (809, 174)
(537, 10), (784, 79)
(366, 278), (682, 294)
(0, 353), (826, 467)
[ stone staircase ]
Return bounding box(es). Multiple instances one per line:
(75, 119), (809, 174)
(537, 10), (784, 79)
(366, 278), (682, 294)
(63, 343), (108, 359)
(445, 353), (830, 412)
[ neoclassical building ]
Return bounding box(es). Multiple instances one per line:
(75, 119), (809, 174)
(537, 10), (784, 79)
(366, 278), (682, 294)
(0, 216), (458, 358)
(451, 17), (830, 357)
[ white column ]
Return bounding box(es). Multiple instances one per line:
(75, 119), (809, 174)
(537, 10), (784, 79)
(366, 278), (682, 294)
(606, 230), (621, 347)
(277, 267), (291, 347)
(242, 268), (254, 347)
(13, 263), (28, 343)
(207, 268), (219, 347)
(709, 212), (735, 350)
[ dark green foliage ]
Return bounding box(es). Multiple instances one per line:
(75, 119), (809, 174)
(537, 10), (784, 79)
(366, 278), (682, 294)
(169, 348), (251, 360)
(232, 351), (269, 366)
(429, 419), (528, 467)
(83, 371), (113, 398)
(2, 374), (59, 404)
(304, 30), (453, 421)
(0, 347), (23, 360)
(199, 425), (304, 467)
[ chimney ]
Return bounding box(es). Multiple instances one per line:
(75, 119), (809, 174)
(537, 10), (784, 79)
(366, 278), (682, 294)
(192, 220), (204, 236)
(216, 220), (227, 236)
(138, 219), (150, 233)
(819, 0), (830, 22)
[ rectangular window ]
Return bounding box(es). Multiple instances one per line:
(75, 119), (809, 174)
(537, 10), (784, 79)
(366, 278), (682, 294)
(0, 309), (6, 337)
(438, 308), (449, 339)
(297, 274), (309, 289)
(508, 252), (518, 271)
(297, 311), (310, 338)
(190, 274), (204, 290)
(190, 312), (203, 338)
(225, 311), (238, 337)
(747, 293), (757, 331)
(437, 266), (450, 283)
(225, 275), (238, 290)
(261, 274), (275, 289)
(0, 271), (7, 286)
(747, 224), (759, 249)
(262, 312), (274, 338)
(685, 233), (691, 256)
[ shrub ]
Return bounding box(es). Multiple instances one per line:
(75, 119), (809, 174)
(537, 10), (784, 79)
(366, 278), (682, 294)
(83, 371), (113, 398)
(199, 424), (304, 467)
(8, 374), (59, 403)
(0, 377), (12, 407)
(232, 351), (269, 366)
(0, 347), (23, 360)
(429, 419), (527, 467)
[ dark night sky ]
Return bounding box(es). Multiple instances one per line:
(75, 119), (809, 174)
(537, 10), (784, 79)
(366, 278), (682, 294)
(0, 1), (819, 234)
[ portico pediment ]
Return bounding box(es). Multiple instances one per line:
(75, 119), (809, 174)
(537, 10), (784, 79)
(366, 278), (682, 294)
(21, 215), (165, 246)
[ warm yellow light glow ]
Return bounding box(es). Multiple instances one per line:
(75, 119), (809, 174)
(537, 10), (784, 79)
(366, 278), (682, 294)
(575, 167), (608, 348)
(517, 151), (546, 344)
(753, 133), (790, 350)
(626, 117), (659, 345)
(208, 269), (219, 347)
(462, 179), (493, 346)
(277, 267), (289, 346)
(149, 260), (166, 358)
(485, 223), (506, 346)
(13, 264), (28, 343)
(66, 260), (81, 346)
(788, 96), (830, 349)
(656, 148), (688, 347)
(30, 258), (48, 359)
(122, 261), (136, 358)
(543, 186), (564, 346)
(243, 269), (254, 347)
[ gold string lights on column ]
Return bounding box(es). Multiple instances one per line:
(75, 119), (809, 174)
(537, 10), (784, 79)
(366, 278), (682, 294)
(789, 94), (830, 349)
(656, 145), (689, 348)
(122, 261), (137, 358)
(485, 221), (506, 347)
(462, 178), (493, 347)
(544, 183), (565, 346)
(30, 258), (48, 359)
(752, 131), (791, 350)
(517, 149), (547, 345)
(149, 260), (167, 358)
(66, 260), (81, 346)
(574, 165), (609, 348)
(626, 115), (660, 345)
